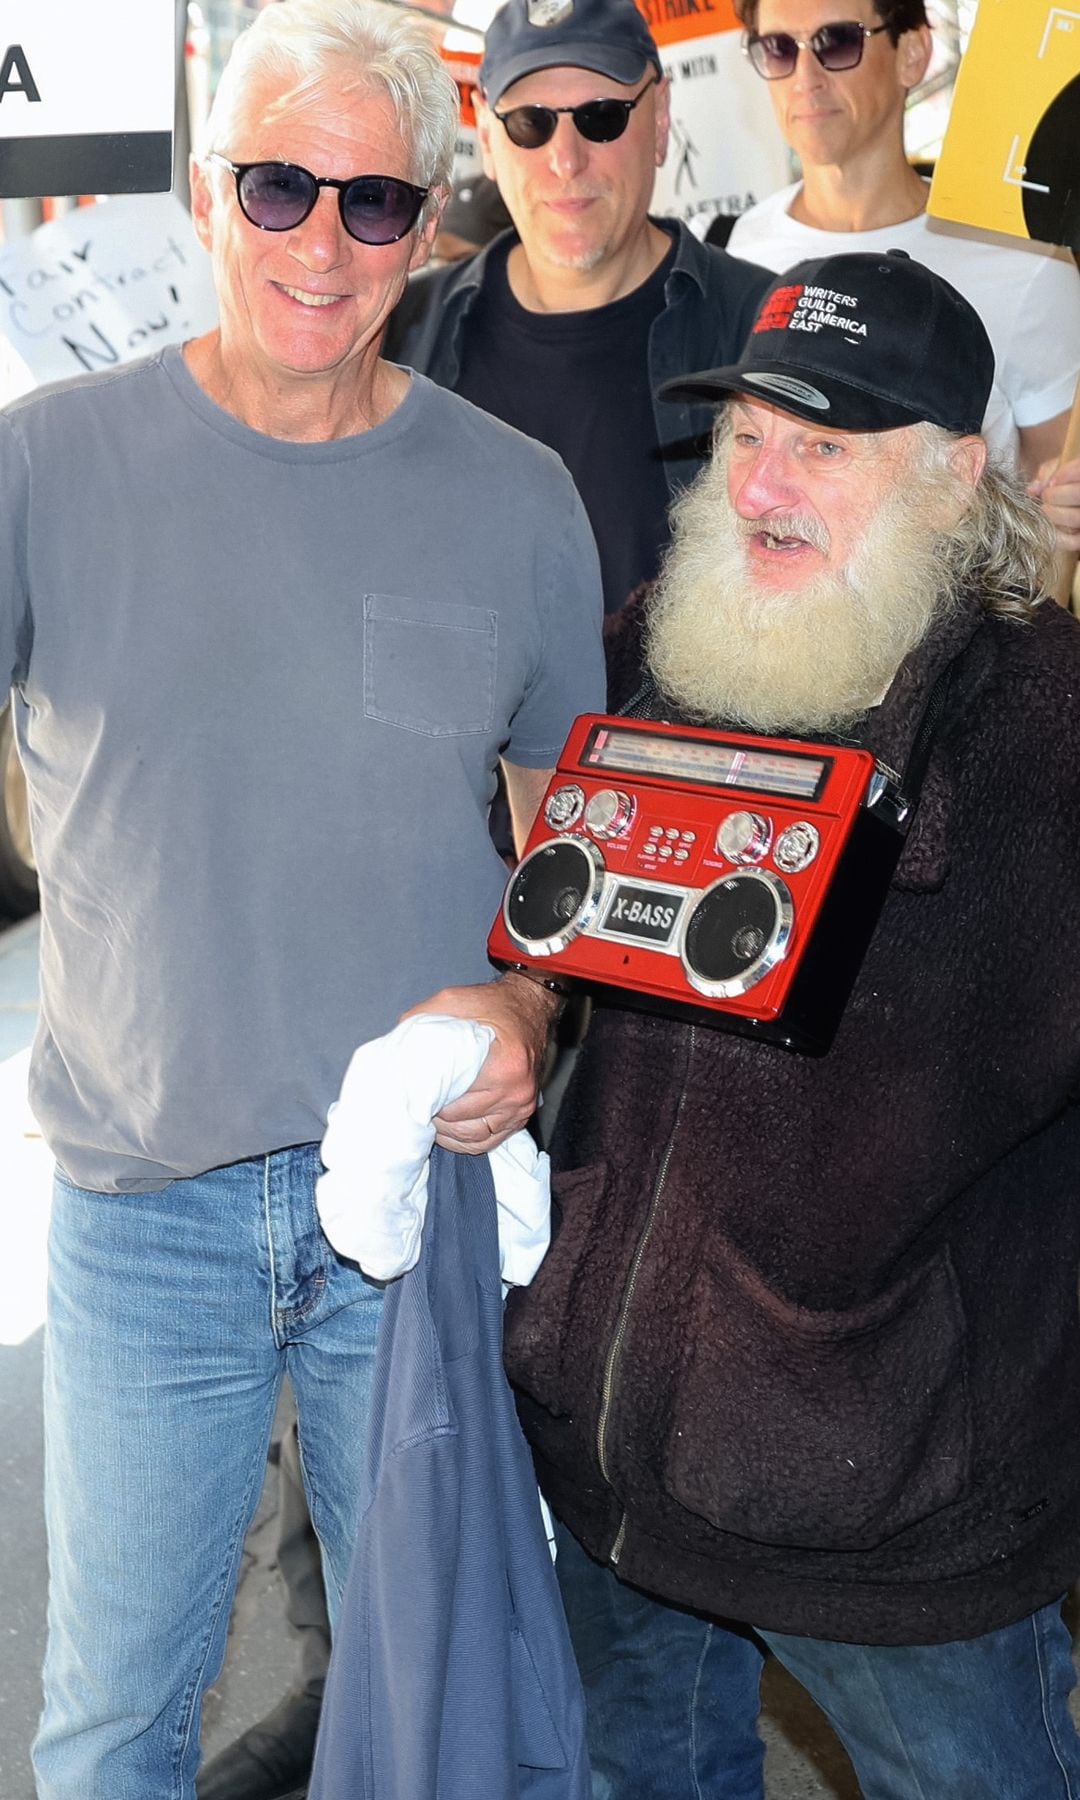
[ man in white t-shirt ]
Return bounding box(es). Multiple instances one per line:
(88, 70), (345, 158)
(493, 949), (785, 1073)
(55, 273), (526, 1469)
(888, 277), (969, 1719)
(725, 0), (1080, 556)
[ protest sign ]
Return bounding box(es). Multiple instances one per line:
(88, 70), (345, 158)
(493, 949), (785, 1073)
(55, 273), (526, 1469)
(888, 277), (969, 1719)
(640, 0), (790, 229)
(0, 0), (173, 197)
(929, 2), (1080, 251)
(929, 0), (1080, 597)
(0, 193), (217, 386)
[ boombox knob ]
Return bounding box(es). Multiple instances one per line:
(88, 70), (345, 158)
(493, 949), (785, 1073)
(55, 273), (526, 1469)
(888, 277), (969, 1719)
(544, 784), (586, 831)
(775, 820), (820, 873)
(716, 810), (772, 865)
(584, 788), (636, 840)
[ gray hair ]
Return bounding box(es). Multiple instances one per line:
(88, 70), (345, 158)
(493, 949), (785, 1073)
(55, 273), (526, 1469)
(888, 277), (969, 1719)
(909, 423), (1058, 621)
(201, 0), (458, 207)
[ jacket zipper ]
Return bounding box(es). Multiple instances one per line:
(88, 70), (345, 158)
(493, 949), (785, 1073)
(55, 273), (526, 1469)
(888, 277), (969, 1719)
(597, 1026), (696, 1564)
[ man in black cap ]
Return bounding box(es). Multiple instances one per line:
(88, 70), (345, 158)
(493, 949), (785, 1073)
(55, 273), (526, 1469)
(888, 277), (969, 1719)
(503, 250), (1080, 1796)
(386, 0), (771, 615)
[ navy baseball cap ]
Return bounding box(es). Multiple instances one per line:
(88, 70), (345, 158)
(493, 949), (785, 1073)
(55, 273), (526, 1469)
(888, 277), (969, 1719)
(479, 0), (662, 106)
(658, 250), (994, 435)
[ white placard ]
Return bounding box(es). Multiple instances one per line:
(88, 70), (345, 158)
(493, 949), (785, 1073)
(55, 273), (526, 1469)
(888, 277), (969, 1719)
(0, 0), (173, 195)
(0, 0), (173, 137)
(653, 30), (791, 230)
(0, 193), (218, 386)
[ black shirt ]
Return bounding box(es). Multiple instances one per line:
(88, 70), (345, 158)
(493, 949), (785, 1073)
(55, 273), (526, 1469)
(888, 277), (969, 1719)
(454, 234), (676, 614)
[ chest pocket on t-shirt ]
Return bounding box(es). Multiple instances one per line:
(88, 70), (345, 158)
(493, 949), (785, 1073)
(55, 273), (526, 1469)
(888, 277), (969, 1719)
(363, 593), (497, 736)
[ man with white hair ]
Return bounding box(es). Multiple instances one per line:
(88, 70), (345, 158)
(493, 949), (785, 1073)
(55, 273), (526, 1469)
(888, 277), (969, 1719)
(1, 4), (602, 1794)
(504, 251), (1080, 1796)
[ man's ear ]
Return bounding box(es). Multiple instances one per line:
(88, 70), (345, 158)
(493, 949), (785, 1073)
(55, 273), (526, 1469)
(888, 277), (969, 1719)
(475, 94), (498, 182)
(896, 24), (932, 94)
(190, 154), (214, 254)
(409, 187), (447, 275)
(946, 434), (988, 492)
(653, 73), (672, 168)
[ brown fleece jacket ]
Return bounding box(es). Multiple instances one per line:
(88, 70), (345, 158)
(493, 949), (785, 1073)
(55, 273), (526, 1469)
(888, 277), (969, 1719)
(505, 592), (1080, 1645)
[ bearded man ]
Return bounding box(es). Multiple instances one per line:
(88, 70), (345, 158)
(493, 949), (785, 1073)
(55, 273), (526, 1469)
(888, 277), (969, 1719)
(503, 251), (1080, 1798)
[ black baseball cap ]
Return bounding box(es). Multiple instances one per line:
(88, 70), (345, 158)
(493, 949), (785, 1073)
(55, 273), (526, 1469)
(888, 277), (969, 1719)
(658, 250), (994, 435)
(479, 0), (662, 106)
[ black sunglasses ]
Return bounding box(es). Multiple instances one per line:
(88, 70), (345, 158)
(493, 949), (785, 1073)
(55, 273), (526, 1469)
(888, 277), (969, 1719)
(743, 20), (890, 79)
(208, 154), (430, 245)
(492, 74), (659, 150)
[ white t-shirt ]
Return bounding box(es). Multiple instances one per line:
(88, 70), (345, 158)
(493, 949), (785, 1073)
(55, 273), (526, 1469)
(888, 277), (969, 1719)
(728, 182), (1080, 472)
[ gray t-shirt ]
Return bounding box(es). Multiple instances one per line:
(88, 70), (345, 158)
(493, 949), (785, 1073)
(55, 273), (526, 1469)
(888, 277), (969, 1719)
(0, 350), (604, 1191)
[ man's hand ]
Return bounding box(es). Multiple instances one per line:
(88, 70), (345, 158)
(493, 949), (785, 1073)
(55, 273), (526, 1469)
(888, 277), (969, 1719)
(400, 972), (561, 1153)
(1029, 455), (1080, 555)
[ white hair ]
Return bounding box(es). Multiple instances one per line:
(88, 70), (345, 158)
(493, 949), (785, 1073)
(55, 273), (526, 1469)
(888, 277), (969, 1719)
(908, 423), (1057, 620)
(201, 0), (458, 206)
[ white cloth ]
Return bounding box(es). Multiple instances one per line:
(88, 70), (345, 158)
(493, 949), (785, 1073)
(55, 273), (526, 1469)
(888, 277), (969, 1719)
(317, 1014), (550, 1287)
(727, 182), (1080, 472)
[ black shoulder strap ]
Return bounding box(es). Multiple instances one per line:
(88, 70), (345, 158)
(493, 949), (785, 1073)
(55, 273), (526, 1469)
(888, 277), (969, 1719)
(618, 674), (663, 720)
(900, 655), (957, 804)
(704, 213), (738, 250)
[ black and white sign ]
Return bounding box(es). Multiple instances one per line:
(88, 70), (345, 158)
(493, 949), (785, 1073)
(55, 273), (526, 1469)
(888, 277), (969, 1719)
(0, 193), (217, 385)
(0, 0), (173, 198)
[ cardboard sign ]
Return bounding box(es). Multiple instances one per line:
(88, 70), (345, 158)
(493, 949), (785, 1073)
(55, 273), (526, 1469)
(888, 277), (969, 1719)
(0, 0), (173, 198)
(639, 0), (790, 229)
(929, 2), (1080, 250)
(0, 193), (217, 386)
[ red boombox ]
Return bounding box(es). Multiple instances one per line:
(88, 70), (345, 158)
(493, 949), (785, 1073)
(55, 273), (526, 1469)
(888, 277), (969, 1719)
(488, 713), (913, 1053)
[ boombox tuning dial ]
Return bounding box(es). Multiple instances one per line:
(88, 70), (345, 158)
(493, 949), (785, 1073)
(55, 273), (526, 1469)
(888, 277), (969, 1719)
(584, 788), (636, 840)
(716, 810), (772, 865)
(544, 784), (586, 831)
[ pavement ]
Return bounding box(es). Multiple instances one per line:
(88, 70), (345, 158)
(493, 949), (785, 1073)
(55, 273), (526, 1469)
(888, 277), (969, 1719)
(0, 909), (1072, 1800)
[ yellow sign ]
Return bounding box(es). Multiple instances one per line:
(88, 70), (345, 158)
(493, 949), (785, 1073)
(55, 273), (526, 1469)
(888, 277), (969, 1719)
(929, 2), (1080, 250)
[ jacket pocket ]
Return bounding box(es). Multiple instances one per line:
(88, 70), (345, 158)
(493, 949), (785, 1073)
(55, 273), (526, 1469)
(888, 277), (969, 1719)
(662, 1242), (971, 1551)
(504, 1161), (609, 1419)
(362, 593), (496, 735)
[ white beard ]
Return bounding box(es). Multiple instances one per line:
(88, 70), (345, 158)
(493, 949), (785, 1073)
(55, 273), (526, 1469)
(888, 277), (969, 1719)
(645, 442), (960, 735)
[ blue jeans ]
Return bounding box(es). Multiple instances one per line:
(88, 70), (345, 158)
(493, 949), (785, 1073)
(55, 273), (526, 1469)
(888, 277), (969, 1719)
(555, 1525), (1080, 1799)
(34, 1145), (383, 1800)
